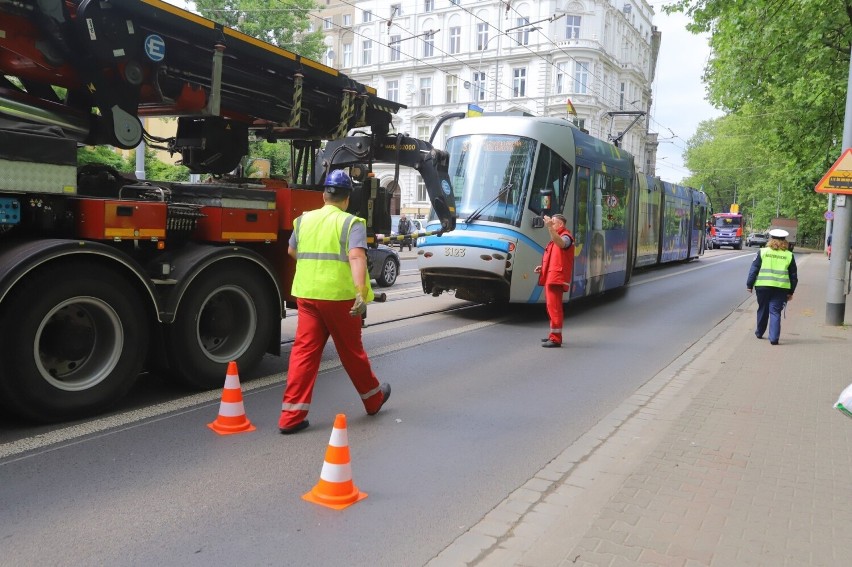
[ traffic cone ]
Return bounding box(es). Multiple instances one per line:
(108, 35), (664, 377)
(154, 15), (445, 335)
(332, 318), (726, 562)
(302, 414), (368, 509)
(207, 361), (256, 435)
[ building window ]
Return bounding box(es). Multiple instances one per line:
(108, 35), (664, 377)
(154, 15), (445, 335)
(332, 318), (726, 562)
(473, 71), (486, 101)
(416, 178), (427, 202)
(424, 0), (434, 12)
(513, 67), (526, 97)
(343, 43), (352, 67)
(423, 31), (435, 57)
(477, 23), (489, 50)
(362, 39), (372, 65)
(449, 26), (461, 54)
(572, 117), (585, 130)
(419, 77), (432, 106)
(323, 17), (333, 30)
(343, 14), (351, 27)
(446, 75), (458, 103)
(620, 82), (625, 110)
(555, 63), (567, 94)
(390, 35), (401, 62)
(566, 15), (581, 39)
(390, 3), (402, 17)
(515, 17), (530, 45)
(325, 49), (333, 66)
(573, 61), (589, 94)
(362, 10), (372, 23)
(387, 80), (399, 102)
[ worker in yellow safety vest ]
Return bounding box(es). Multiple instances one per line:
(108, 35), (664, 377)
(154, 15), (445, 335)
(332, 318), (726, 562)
(278, 169), (390, 434)
(746, 228), (798, 345)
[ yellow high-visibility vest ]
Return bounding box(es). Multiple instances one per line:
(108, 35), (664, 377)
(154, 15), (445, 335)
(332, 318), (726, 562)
(291, 205), (374, 301)
(754, 247), (792, 290)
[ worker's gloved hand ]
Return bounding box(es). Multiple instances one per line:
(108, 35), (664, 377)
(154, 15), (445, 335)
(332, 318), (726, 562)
(350, 293), (367, 317)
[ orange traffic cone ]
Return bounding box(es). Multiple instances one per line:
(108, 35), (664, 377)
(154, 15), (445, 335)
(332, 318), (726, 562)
(207, 361), (256, 435)
(303, 414), (368, 509)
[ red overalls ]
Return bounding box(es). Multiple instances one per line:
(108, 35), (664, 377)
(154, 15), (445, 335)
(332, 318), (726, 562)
(538, 228), (574, 345)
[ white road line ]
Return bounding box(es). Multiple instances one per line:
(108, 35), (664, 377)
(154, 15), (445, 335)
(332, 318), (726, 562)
(0, 319), (503, 461)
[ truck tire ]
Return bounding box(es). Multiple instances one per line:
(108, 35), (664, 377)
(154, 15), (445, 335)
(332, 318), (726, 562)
(0, 264), (148, 422)
(166, 264), (277, 389)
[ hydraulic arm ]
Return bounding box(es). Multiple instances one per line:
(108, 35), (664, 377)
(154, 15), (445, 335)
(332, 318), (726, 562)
(0, 0), (455, 231)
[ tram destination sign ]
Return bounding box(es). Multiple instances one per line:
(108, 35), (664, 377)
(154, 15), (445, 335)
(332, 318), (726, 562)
(816, 148), (852, 194)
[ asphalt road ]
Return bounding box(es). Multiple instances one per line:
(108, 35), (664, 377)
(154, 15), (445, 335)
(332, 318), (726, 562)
(0, 250), (755, 566)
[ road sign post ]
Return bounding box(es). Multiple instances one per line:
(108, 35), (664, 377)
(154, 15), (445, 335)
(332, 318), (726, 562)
(822, 43), (852, 325)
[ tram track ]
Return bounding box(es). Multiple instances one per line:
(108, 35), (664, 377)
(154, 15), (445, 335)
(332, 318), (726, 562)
(280, 277), (479, 346)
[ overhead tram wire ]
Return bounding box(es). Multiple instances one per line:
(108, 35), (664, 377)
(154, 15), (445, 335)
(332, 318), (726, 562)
(330, 0), (519, 105)
(203, 0), (711, 154)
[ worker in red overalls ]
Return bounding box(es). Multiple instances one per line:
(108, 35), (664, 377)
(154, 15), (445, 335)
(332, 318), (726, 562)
(278, 169), (390, 434)
(534, 214), (574, 348)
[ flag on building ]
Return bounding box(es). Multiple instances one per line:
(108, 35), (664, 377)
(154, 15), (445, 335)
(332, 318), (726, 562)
(566, 99), (577, 116)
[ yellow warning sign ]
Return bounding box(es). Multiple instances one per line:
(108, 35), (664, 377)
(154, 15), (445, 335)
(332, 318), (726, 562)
(816, 148), (852, 193)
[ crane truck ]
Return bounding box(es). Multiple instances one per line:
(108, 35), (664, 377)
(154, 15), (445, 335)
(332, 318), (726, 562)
(0, 0), (457, 422)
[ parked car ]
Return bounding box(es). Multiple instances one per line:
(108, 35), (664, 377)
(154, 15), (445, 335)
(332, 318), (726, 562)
(746, 232), (769, 247)
(366, 245), (400, 287)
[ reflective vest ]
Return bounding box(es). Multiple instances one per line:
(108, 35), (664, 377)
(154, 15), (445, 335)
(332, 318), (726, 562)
(291, 205), (374, 301)
(754, 247), (793, 290)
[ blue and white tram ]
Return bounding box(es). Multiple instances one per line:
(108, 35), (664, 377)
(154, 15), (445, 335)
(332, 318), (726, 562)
(417, 115), (707, 304)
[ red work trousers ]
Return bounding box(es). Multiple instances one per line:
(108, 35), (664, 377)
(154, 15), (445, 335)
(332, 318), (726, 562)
(545, 284), (566, 345)
(279, 297), (383, 429)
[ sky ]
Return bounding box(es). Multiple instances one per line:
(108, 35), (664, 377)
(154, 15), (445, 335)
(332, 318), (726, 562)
(161, 1), (720, 183)
(649, 8), (723, 182)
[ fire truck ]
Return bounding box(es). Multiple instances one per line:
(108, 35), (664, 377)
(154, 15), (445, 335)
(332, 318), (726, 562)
(0, 0), (456, 422)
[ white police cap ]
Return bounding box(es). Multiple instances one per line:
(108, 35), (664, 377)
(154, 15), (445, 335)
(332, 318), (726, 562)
(769, 229), (789, 239)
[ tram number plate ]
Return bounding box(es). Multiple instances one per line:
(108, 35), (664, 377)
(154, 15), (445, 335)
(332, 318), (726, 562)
(444, 246), (466, 257)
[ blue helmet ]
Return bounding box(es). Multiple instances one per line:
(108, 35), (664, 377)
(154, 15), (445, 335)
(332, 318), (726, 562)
(324, 169), (353, 195)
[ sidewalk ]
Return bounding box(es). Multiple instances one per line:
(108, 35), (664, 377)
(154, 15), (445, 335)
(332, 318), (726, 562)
(429, 251), (852, 566)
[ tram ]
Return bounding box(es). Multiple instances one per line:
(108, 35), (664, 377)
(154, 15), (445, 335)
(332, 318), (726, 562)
(417, 115), (708, 304)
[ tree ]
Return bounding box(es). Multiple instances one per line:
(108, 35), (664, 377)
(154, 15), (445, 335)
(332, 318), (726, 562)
(194, 0), (325, 61)
(78, 146), (132, 172)
(666, 0), (852, 244)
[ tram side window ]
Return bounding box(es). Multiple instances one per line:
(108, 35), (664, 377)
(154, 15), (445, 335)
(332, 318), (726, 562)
(529, 145), (572, 215)
(592, 172), (629, 230)
(575, 166), (590, 249)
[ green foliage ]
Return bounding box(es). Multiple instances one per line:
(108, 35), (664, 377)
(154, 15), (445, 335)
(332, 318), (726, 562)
(144, 149), (190, 182)
(666, 0), (852, 244)
(249, 139), (291, 178)
(77, 146), (132, 171)
(194, 0), (325, 60)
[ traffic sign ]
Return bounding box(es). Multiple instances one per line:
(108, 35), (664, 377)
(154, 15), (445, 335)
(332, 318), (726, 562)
(815, 148), (852, 193)
(825, 211), (834, 220)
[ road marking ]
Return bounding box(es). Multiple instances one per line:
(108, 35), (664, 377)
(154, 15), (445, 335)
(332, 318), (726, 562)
(0, 319), (503, 461)
(630, 254), (751, 287)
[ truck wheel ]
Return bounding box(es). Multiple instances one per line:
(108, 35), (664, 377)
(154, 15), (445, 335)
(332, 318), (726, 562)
(0, 264), (148, 422)
(166, 264), (277, 389)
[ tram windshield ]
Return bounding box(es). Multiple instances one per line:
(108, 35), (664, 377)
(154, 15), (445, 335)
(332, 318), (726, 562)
(445, 134), (536, 226)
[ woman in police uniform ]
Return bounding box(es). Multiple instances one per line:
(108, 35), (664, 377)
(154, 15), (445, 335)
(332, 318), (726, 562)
(746, 228), (798, 345)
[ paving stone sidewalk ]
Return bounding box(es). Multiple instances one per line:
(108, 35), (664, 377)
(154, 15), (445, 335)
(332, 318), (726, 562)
(429, 252), (852, 566)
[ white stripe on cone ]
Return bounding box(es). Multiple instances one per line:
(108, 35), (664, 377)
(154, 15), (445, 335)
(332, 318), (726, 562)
(319, 461), (353, 483)
(217, 401), (246, 417)
(329, 427), (348, 447)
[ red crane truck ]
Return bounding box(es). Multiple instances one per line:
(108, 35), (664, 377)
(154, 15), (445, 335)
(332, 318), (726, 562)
(0, 0), (456, 422)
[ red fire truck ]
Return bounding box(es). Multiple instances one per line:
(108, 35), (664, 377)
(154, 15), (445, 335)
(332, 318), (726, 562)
(0, 0), (456, 421)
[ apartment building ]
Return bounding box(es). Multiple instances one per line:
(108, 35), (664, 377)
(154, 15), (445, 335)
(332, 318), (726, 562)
(315, 0), (660, 216)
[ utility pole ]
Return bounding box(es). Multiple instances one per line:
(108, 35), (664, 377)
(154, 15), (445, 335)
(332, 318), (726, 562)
(825, 44), (852, 325)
